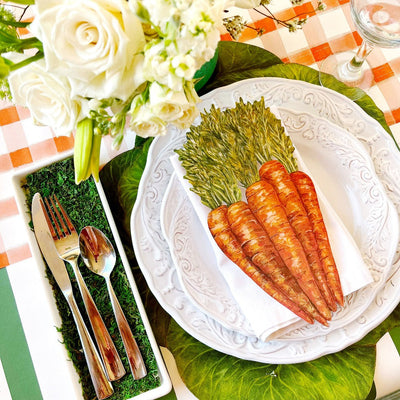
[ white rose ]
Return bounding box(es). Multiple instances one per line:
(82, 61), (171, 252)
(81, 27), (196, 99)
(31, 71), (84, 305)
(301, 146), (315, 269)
(149, 82), (189, 122)
(173, 103), (199, 130)
(8, 60), (85, 136)
(173, 84), (199, 129)
(32, 0), (146, 101)
(234, 0), (262, 8)
(129, 100), (166, 138)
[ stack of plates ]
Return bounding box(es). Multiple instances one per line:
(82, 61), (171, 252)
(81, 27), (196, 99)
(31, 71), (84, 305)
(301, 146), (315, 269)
(131, 77), (400, 363)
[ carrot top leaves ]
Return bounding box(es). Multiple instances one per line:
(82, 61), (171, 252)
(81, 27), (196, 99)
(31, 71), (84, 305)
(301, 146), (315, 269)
(176, 97), (298, 208)
(179, 129), (242, 209)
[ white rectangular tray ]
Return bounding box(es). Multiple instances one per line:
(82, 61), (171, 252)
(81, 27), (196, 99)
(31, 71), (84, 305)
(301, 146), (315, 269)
(11, 150), (172, 400)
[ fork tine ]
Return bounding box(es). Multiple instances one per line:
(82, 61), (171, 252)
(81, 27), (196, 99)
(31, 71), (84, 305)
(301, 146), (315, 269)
(53, 194), (76, 233)
(44, 196), (64, 239)
(49, 195), (70, 236)
(39, 197), (58, 240)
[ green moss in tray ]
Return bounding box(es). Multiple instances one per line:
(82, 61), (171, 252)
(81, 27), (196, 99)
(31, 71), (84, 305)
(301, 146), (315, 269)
(23, 157), (160, 400)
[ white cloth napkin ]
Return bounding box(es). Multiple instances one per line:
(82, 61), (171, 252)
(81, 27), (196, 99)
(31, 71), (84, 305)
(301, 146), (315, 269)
(169, 145), (373, 341)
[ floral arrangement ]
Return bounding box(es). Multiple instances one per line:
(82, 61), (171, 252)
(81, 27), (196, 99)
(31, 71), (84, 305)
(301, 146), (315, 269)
(0, 0), (324, 183)
(0, 0), (233, 181)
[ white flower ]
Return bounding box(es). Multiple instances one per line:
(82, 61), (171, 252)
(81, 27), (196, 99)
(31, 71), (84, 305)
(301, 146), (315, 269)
(139, 0), (230, 90)
(143, 41), (171, 80)
(174, 103), (199, 129)
(143, 42), (192, 91)
(234, 0), (262, 8)
(178, 1), (228, 66)
(130, 0), (178, 29)
(129, 96), (167, 138)
(149, 82), (188, 122)
(32, 0), (146, 101)
(8, 60), (86, 136)
(172, 82), (200, 128)
(171, 54), (197, 81)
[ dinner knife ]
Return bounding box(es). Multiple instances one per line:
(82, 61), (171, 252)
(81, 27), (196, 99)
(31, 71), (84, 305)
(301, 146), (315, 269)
(31, 192), (113, 400)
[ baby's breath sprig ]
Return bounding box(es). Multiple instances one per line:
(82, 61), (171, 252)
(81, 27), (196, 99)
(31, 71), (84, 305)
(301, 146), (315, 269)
(224, 0), (327, 39)
(223, 15), (249, 41)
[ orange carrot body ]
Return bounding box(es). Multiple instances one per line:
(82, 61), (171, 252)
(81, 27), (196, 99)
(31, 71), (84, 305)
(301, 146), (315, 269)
(290, 171), (344, 306)
(259, 160), (337, 312)
(227, 201), (328, 326)
(246, 180), (331, 320)
(208, 205), (315, 325)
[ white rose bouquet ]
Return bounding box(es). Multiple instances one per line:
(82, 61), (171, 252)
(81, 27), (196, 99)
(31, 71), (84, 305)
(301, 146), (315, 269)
(0, 0), (325, 183)
(0, 0), (230, 182)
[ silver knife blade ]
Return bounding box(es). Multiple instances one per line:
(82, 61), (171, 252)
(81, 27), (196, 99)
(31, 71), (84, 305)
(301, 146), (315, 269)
(31, 192), (71, 292)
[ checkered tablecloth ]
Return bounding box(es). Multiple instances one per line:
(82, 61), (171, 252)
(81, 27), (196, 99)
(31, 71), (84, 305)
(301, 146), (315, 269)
(1, 0), (399, 270)
(0, 1), (399, 398)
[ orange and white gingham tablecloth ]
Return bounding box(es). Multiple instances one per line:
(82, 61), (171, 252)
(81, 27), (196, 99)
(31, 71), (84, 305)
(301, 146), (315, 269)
(0, 1), (400, 399)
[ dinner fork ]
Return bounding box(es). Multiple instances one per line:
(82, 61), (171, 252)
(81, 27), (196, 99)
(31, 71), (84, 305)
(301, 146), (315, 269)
(42, 194), (126, 382)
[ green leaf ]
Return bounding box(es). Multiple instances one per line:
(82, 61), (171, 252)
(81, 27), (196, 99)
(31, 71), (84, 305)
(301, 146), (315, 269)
(199, 41), (282, 96)
(365, 383), (377, 400)
(100, 138), (152, 242)
(260, 63), (394, 139)
(118, 137), (153, 234)
(167, 305), (400, 400)
(194, 48), (219, 92)
(167, 316), (373, 400)
(389, 326), (400, 356)
(0, 56), (10, 78)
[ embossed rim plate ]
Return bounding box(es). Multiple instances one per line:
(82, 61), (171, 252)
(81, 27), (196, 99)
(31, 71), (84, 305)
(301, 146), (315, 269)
(161, 107), (398, 341)
(131, 77), (400, 363)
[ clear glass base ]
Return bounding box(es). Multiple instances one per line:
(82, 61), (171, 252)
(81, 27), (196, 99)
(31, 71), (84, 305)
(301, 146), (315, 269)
(319, 50), (375, 90)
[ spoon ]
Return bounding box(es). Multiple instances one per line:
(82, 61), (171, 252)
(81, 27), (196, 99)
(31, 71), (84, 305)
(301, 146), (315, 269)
(79, 226), (147, 380)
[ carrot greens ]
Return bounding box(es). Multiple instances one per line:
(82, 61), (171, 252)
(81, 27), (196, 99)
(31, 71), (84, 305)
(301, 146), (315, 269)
(176, 97), (298, 209)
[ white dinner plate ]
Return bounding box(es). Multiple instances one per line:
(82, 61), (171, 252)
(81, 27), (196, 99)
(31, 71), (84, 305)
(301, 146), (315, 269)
(131, 77), (400, 363)
(161, 107), (398, 341)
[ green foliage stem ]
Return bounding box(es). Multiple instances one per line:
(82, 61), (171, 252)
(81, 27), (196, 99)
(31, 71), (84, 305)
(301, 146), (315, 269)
(2, 0), (35, 4)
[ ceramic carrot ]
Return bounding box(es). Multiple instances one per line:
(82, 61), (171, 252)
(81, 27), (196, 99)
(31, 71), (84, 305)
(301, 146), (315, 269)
(259, 160), (337, 312)
(246, 179), (332, 321)
(227, 201), (328, 326)
(208, 205), (316, 325)
(290, 170), (344, 306)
